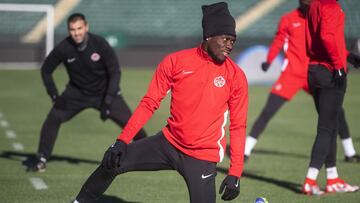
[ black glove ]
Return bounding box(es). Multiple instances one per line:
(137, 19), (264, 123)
(219, 175), (240, 201)
(102, 139), (127, 171)
(100, 95), (113, 121)
(347, 52), (360, 68)
(333, 68), (347, 87)
(261, 62), (271, 72)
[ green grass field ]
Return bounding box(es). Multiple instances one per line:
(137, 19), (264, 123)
(0, 68), (359, 203)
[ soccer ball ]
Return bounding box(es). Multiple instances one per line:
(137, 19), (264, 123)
(254, 197), (269, 203)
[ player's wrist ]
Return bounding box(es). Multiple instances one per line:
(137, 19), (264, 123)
(117, 136), (130, 145)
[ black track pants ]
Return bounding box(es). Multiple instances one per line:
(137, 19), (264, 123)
(307, 65), (346, 169)
(76, 132), (217, 203)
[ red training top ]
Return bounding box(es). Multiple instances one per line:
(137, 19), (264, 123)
(118, 47), (248, 177)
(306, 0), (347, 71)
(267, 8), (309, 77)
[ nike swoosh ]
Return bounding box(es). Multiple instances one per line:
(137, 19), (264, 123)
(235, 179), (239, 187)
(201, 174), (213, 179)
(182, 70), (194, 74)
(67, 58), (76, 63)
(293, 22), (301, 27)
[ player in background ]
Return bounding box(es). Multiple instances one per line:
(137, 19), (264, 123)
(303, 0), (360, 195)
(72, 2), (248, 203)
(244, 0), (360, 163)
(25, 13), (147, 172)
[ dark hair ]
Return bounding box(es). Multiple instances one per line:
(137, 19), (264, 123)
(67, 13), (87, 26)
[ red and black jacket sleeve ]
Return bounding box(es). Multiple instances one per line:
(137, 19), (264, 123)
(118, 55), (173, 143)
(267, 14), (288, 64)
(41, 46), (62, 97)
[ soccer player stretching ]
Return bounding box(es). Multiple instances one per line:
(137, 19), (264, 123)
(26, 13), (147, 172)
(73, 2), (248, 203)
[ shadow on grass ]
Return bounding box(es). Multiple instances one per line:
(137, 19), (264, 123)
(2, 150), (304, 196)
(97, 194), (142, 203)
(252, 148), (308, 159)
(217, 166), (303, 194)
(225, 145), (308, 160)
(1, 151), (144, 202)
(223, 145), (303, 194)
(0, 150), (100, 167)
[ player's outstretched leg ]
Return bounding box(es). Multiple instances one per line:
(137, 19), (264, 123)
(25, 108), (80, 172)
(75, 166), (116, 202)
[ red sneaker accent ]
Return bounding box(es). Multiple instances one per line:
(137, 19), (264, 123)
(302, 178), (324, 196)
(326, 178), (359, 193)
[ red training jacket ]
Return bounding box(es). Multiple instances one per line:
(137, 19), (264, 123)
(306, 0), (347, 71)
(118, 47), (248, 177)
(267, 8), (309, 77)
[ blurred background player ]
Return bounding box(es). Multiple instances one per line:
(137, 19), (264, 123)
(302, 0), (360, 195)
(244, 0), (360, 163)
(73, 2), (248, 202)
(25, 13), (147, 172)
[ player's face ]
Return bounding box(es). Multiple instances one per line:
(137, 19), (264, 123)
(68, 20), (89, 44)
(206, 35), (236, 64)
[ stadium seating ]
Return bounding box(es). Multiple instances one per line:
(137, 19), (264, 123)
(240, 1), (298, 38)
(0, 0), (359, 45)
(54, 0), (260, 46)
(0, 0), (359, 63)
(242, 1), (360, 40)
(0, 0), (57, 40)
(340, 0), (360, 39)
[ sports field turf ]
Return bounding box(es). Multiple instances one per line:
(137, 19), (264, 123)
(0, 68), (359, 202)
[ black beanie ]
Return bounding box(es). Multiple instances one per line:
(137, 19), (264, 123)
(202, 2), (236, 40)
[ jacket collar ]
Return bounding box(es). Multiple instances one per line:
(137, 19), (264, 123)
(197, 45), (217, 64)
(319, 0), (337, 4)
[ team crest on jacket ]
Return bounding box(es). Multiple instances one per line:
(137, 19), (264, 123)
(214, 76), (226, 87)
(91, 52), (100, 61)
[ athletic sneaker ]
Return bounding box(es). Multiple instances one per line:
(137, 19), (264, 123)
(325, 178), (359, 193)
(302, 178), (324, 196)
(344, 154), (360, 163)
(25, 155), (47, 172)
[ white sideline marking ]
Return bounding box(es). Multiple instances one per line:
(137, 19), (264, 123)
(29, 177), (48, 190)
(5, 130), (16, 139)
(12, 143), (24, 151)
(0, 120), (9, 128)
(0, 62), (39, 70)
